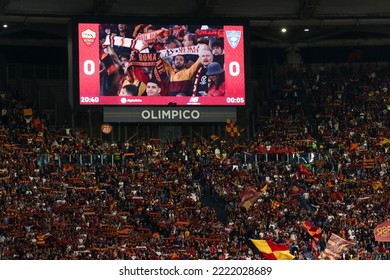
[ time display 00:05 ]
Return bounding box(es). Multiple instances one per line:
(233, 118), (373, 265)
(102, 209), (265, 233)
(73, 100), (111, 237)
(226, 97), (245, 103)
(80, 97), (100, 103)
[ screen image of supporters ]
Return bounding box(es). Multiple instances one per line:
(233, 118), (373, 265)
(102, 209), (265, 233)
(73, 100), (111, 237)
(98, 23), (226, 98)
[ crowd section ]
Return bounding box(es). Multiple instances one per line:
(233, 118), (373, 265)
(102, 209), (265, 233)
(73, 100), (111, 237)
(0, 62), (389, 260)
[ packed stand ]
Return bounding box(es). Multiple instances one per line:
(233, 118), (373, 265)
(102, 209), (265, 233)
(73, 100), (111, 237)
(0, 62), (389, 260)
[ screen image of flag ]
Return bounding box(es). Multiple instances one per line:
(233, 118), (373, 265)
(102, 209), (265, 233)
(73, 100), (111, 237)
(226, 119), (240, 137)
(302, 220), (322, 242)
(318, 232), (355, 260)
(250, 239), (294, 260)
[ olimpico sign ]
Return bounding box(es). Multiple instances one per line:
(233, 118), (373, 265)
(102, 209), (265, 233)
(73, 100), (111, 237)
(104, 107), (237, 123)
(141, 109), (200, 120)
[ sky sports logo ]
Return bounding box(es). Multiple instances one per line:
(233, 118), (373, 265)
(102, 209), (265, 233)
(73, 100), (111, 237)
(187, 96), (200, 105)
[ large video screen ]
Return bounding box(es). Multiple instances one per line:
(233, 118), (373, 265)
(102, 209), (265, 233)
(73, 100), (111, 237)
(76, 21), (247, 106)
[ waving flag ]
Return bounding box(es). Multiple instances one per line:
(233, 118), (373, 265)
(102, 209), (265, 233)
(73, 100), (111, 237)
(241, 193), (262, 211)
(299, 164), (312, 178)
(371, 180), (384, 190)
(240, 186), (261, 211)
(226, 119), (240, 137)
(311, 239), (319, 258)
(375, 137), (390, 146)
(318, 233), (355, 260)
(373, 220), (390, 242)
(210, 134), (220, 142)
(289, 185), (305, 197)
(240, 186), (258, 203)
(302, 220), (322, 242)
(270, 199), (282, 209)
(240, 185), (268, 210)
(250, 239), (294, 260)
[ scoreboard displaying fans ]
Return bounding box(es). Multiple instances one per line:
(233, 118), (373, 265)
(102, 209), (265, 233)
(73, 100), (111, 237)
(73, 19), (248, 107)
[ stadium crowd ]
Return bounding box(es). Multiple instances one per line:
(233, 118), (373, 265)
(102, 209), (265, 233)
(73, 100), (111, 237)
(0, 62), (389, 260)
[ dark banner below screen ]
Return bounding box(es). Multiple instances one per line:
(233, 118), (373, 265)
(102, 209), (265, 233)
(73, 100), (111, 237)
(103, 107), (236, 123)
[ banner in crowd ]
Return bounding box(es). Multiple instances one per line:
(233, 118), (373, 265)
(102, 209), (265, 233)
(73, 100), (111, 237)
(373, 220), (390, 242)
(318, 233), (356, 260)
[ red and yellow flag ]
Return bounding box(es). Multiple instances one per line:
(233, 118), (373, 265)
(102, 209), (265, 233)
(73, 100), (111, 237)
(270, 199), (282, 209)
(302, 220), (322, 242)
(250, 239), (294, 260)
(226, 119), (240, 137)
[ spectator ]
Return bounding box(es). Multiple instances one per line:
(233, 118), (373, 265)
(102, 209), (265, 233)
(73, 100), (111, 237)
(112, 24), (134, 56)
(163, 35), (182, 66)
(206, 62), (225, 97)
(211, 39), (224, 68)
(120, 84), (139, 96)
(182, 33), (199, 68)
(192, 46), (213, 96)
(162, 54), (201, 96)
(0, 61), (389, 260)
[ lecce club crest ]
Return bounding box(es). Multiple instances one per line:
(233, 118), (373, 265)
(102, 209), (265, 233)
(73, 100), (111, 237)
(81, 29), (96, 46)
(226, 30), (241, 49)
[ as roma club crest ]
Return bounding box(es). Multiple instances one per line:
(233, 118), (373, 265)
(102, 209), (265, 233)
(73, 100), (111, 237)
(81, 29), (96, 46)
